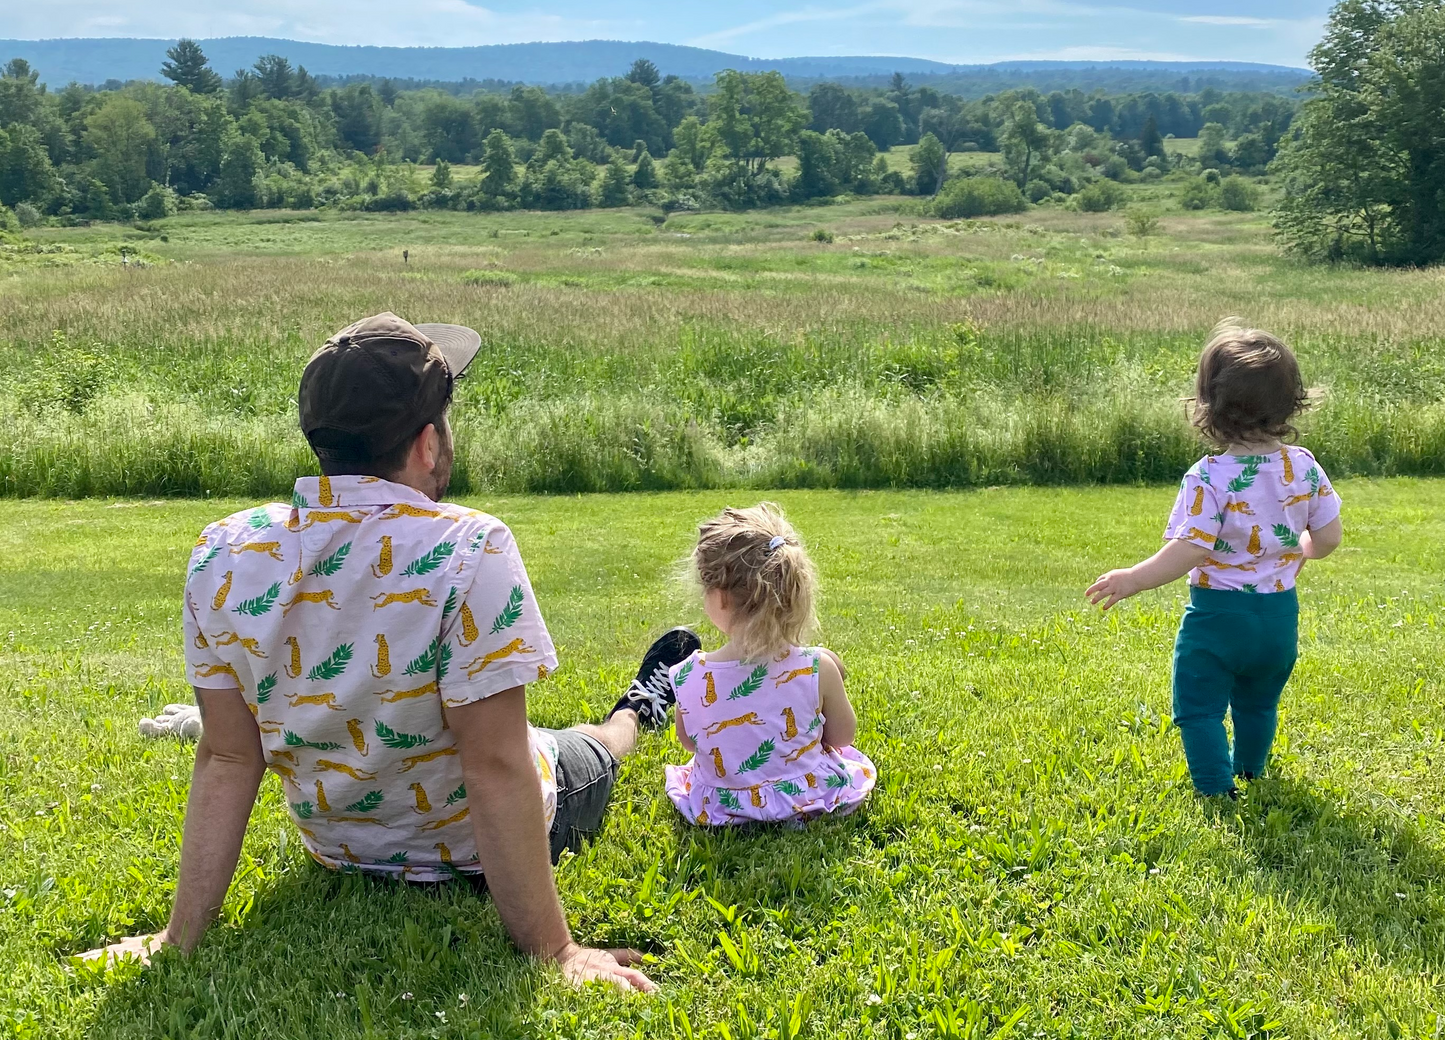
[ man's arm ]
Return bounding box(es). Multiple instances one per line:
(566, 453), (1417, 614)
(82, 687), (265, 963)
(448, 687), (655, 993)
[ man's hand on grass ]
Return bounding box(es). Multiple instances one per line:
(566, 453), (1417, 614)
(78, 932), (169, 967)
(552, 943), (657, 993)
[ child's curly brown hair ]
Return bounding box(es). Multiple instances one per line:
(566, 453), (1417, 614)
(1191, 319), (1311, 447)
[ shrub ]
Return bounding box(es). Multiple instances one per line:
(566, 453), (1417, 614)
(933, 176), (1028, 219)
(1077, 180), (1128, 212)
(1220, 177), (1262, 212)
(1025, 179), (1052, 203)
(1179, 177), (1219, 210)
(1125, 209), (1161, 236)
(135, 185), (178, 220)
(0, 205), (17, 233)
(811, 228), (834, 243)
(13, 202), (41, 228)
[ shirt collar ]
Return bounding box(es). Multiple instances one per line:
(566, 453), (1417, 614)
(292, 475), (440, 510)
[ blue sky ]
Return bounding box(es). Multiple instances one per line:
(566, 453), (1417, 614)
(5, 0), (1330, 66)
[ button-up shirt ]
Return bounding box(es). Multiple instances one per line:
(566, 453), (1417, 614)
(183, 475), (559, 881)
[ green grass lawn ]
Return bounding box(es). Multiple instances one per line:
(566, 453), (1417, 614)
(3, 483), (1443, 1038)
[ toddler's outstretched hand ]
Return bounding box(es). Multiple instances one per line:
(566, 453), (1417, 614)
(1086, 568), (1141, 610)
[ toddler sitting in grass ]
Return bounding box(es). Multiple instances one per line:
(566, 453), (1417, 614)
(1086, 320), (1343, 798)
(665, 503), (875, 825)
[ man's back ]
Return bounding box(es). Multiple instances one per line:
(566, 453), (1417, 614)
(184, 475), (558, 880)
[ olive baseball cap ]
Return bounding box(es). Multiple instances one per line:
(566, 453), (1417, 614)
(299, 312), (482, 461)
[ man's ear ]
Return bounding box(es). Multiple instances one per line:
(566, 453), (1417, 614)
(413, 423), (440, 472)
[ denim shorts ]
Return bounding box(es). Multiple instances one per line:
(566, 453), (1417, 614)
(539, 728), (620, 864)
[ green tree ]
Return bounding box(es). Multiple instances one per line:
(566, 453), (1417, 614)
(1273, 0), (1445, 264)
(1197, 122), (1228, 168)
(597, 154), (631, 206)
(632, 147), (656, 189)
(161, 39), (222, 94)
(792, 129), (839, 199)
(808, 82), (859, 133)
(478, 129), (518, 197)
(431, 159), (452, 189)
(1139, 114), (1164, 158)
(214, 129), (262, 208)
(860, 98), (904, 150)
(911, 131), (947, 195)
(1000, 99), (1056, 189)
(625, 58), (661, 89)
(708, 70), (805, 179)
(85, 97), (156, 204)
(0, 124), (57, 207)
(253, 55), (297, 100)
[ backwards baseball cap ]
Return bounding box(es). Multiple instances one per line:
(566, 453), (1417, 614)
(299, 312), (482, 464)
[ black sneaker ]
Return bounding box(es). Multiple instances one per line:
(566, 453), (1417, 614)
(609, 627), (702, 729)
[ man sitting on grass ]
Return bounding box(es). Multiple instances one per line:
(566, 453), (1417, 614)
(84, 313), (699, 991)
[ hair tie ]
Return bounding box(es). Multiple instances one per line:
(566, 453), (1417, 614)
(767, 536), (785, 551)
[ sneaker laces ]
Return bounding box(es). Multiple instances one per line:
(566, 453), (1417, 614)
(629, 665), (673, 716)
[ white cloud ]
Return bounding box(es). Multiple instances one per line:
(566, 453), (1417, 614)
(1180, 15), (1279, 27)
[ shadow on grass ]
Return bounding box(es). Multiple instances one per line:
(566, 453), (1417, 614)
(85, 864), (541, 1039)
(1235, 775), (1445, 974)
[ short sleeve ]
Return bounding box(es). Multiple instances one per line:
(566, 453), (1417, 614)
(1307, 459), (1342, 530)
(438, 522), (558, 708)
(183, 532), (230, 686)
(1164, 463), (1222, 547)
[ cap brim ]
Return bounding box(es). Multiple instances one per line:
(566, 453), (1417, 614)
(416, 323), (482, 380)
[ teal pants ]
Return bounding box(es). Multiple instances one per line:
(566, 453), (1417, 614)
(1172, 585), (1298, 796)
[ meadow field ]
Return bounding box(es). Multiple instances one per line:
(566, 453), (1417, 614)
(2, 484), (1443, 1038)
(2, 183), (1445, 498)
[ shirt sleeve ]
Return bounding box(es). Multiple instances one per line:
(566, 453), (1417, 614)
(438, 522), (558, 708)
(1307, 458), (1342, 530)
(182, 530), (231, 687)
(1163, 463), (1222, 548)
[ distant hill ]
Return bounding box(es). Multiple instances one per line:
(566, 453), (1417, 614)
(0, 36), (1312, 94)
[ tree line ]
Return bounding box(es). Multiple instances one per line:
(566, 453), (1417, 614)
(0, 39), (1297, 223)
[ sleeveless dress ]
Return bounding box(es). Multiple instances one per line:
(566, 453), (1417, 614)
(663, 646), (876, 825)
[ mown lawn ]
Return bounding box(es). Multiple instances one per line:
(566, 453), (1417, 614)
(2, 483), (1442, 1039)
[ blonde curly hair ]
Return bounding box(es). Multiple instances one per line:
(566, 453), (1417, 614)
(692, 502), (818, 662)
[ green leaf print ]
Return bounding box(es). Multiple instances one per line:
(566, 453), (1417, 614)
(1272, 523), (1300, 548)
(343, 791), (384, 814)
(1241, 584), (1259, 594)
(1213, 538), (1235, 554)
(309, 542), (352, 577)
(1210, 512), (1226, 525)
(1226, 461), (1260, 493)
(467, 531), (486, 553)
(248, 508), (273, 530)
(255, 673), (277, 705)
(1197, 470), (1211, 485)
(736, 739), (776, 774)
(404, 638), (446, 677)
(190, 545), (221, 576)
(825, 771), (851, 789)
(233, 581), (282, 617)
(291, 491), (308, 509)
(291, 801), (314, 819)
(444, 783), (467, 807)
(673, 659), (695, 690)
(727, 664), (769, 701)
(382, 851), (408, 864)
(718, 789), (742, 811)
(1232, 455), (1272, 465)
(374, 719), (431, 749)
(306, 643), (354, 682)
(283, 730), (343, 751)
(401, 541), (456, 577)
(490, 585), (525, 634)
(442, 586), (459, 619)
(1305, 466), (1320, 491)
(806, 715), (823, 734)
(774, 780), (804, 796)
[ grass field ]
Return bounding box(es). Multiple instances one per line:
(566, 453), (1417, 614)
(3, 189), (1445, 498)
(3, 483), (1443, 1038)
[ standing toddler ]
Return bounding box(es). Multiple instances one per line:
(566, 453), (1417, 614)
(1087, 321), (1343, 796)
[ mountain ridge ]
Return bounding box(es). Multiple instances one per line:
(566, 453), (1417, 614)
(0, 36), (1313, 90)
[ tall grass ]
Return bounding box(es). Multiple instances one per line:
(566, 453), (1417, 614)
(4, 207), (1444, 496)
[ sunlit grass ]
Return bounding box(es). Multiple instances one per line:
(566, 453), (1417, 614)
(1, 483), (1442, 1037)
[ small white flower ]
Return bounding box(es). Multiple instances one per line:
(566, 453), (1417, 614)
(400, 991), (413, 1001)
(435, 1011), (447, 1021)
(458, 994), (469, 1006)
(866, 993), (883, 1005)
(933, 764), (943, 772)
(1149, 868), (1160, 875)
(1395, 892), (1407, 899)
